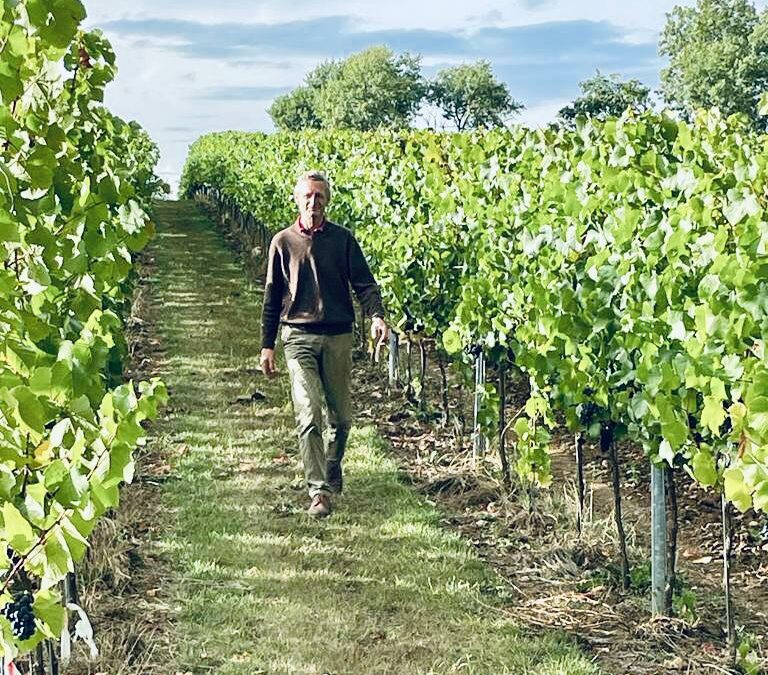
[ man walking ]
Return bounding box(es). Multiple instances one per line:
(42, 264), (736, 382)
(259, 171), (388, 517)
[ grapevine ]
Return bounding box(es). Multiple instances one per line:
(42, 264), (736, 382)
(0, 0), (167, 660)
(181, 112), (768, 517)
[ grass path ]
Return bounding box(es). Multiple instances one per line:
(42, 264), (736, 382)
(144, 200), (601, 675)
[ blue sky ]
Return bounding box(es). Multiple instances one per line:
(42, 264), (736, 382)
(82, 0), (732, 192)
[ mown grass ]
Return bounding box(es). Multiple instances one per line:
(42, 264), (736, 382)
(144, 200), (602, 675)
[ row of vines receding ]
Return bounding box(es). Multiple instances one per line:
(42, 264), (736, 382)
(182, 109), (768, 670)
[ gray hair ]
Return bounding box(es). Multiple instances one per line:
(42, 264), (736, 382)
(294, 170), (331, 199)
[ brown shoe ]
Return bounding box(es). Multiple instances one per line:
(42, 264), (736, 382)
(307, 493), (331, 518)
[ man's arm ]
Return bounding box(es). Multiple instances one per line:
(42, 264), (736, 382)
(347, 234), (388, 348)
(260, 239), (284, 377)
(347, 234), (385, 319)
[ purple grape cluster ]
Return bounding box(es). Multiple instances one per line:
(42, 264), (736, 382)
(2, 593), (35, 641)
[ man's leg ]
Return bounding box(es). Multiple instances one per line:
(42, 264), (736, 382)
(319, 332), (354, 493)
(282, 327), (333, 501)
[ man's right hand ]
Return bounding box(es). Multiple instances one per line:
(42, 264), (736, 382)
(260, 348), (278, 378)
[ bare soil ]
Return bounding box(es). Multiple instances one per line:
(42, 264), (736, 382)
(349, 351), (768, 675)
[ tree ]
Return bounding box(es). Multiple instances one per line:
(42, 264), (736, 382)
(316, 46), (425, 129)
(428, 61), (523, 131)
(659, 0), (768, 128)
(268, 61), (340, 130)
(269, 87), (321, 131)
(557, 72), (652, 127)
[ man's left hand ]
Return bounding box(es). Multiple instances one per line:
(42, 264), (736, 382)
(371, 316), (388, 350)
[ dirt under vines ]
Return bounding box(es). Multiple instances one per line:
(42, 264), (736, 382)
(349, 349), (768, 675)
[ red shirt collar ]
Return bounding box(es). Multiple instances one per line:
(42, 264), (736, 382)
(294, 216), (326, 236)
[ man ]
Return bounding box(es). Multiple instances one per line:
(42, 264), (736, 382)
(260, 171), (388, 517)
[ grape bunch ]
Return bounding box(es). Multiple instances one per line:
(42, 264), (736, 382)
(578, 401), (601, 426)
(2, 593), (36, 641)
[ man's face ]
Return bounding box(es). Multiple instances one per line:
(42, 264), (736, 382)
(295, 179), (329, 229)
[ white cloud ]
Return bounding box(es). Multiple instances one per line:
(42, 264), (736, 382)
(518, 98), (569, 127)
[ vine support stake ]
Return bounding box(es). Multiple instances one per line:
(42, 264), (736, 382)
(575, 432), (586, 536)
(651, 461), (667, 615)
(472, 349), (486, 465)
(418, 340), (428, 412)
(64, 572), (79, 606)
(665, 466), (679, 615)
(46, 640), (58, 675)
(722, 493), (736, 663)
(388, 331), (399, 390)
(34, 643), (45, 675)
(498, 360), (511, 490)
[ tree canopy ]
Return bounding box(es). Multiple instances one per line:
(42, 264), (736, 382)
(268, 86), (321, 131)
(427, 61), (523, 131)
(268, 47), (425, 131)
(659, 0), (768, 128)
(557, 72), (652, 127)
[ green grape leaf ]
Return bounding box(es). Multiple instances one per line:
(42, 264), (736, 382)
(33, 589), (65, 637)
(723, 467), (752, 512)
(11, 387), (45, 436)
(3, 502), (36, 554)
(702, 395), (726, 435)
(691, 449), (718, 486)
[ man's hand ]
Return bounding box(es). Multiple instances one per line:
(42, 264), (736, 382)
(260, 348), (279, 378)
(371, 316), (389, 351)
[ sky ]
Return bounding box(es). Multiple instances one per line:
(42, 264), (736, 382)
(81, 0), (721, 193)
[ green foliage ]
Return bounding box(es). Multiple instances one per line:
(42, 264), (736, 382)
(672, 587), (698, 623)
(317, 46), (425, 130)
(428, 60), (523, 131)
(269, 47), (425, 131)
(628, 560), (651, 594)
(660, 0), (768, 129)
(267, 61), (341, 131)
(737, 629), (764, 675)
(181, 107), (768, 511)
(0, 0), (167, 658)
(268, 87), (322, 131)
(558, 72), (651, 127)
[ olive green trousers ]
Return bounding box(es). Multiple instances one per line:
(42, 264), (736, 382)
(281, 325), (353, 496)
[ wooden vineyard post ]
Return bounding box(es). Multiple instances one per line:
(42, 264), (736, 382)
(46, 641), (58, 675)
(418, 340), (428, 412)
(34, 644), (44, 674)
(575, 432), (586, 535)
(604, 424), (630, 589)
(722, 493), (736, 662)
(64, 572), (79, 606)
(665, 466), (679, 615)
(472, 349), (487, 465)
(388, 331), (399, 390)
(498, 360), (511, 490)
(651, 462), (667, 615)
(437, 351), (450, 427)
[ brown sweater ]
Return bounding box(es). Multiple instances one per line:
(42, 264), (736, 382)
(260, 220), (385, 349)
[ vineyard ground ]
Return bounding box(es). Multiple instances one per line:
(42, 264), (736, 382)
(67, 200), (603, 674)
(351, 360), (768, 675)
(200, 197), (768, 675)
